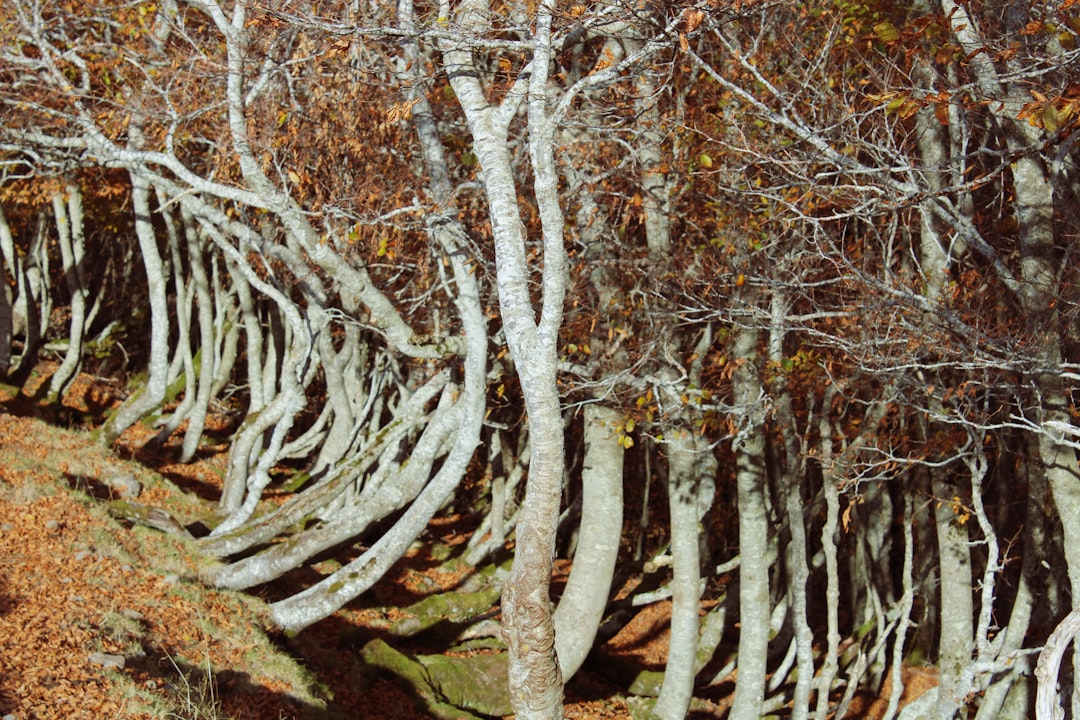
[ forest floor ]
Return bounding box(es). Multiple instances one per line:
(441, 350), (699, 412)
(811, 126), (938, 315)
(0, 367), (936, 719)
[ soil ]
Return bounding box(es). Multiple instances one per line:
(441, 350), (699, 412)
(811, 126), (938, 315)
(0, 368), (936, 719)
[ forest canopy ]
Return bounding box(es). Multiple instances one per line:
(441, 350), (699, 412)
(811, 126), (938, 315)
(1, 0), (1079, 718)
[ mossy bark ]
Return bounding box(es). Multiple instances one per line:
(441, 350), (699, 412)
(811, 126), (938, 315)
(361, 639), (512, 719)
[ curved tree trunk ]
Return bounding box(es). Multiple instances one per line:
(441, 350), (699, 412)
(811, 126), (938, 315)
(553, 403), (623, 681)
(178, 215), (220, 462)
(42, 184), (89, 404)
(101, 151), (171, 446)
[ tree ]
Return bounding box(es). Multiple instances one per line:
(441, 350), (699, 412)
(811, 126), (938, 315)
(2, 0), (1079, 717)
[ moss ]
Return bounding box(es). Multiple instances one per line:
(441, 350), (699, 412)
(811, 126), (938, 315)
(361, 639), (509, 720)
(389, 583), (501, 638)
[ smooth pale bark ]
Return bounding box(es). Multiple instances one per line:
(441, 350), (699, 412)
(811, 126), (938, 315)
(932, 472), (973, 720)
(198, 369), (448, 558)
(651, 428), (709, 720)
(0, 204), (13, 376)
(227, 259), (266, 412)
(178, 213), (218, 462)
(882, 493), (916, 720)
(101, 156), (171, 446)
(974, 448), (1043, 720)
(729, 325), (769, 720)
(553, 404), (623, 680)
(43, 184), (88, 403)
(265, 0), (488, 620)
(214, 392), (457, 590)
(147, 196), (197, 448)
(940, 0), (1080, 601)
(624, 37), (671, 257)
(6, 211), (50, 388)
(651, 327), (715, 720)
(768, 292), (813, 720)
(1035, 609), (1080, 720)
(268, 209), (488, 632)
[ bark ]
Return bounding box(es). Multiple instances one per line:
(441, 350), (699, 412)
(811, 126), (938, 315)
(213, 390), (458, 590)
(0, 206), (12, 378)
(147, 195), (197, 449)
(816, 385), (842, 720)
(553, 404), (623, 680)
(729, 324), (769, 720)
(5, 211), (50, 389)
(227, 259), (266, 412)
(198, 369), (448, 559)
(768, 291), (813, 720)
(882, 493), (916, 720)
(941, 0), (1080, 604)
(101, 148), (171, 446)
(441, 0), (568, 714)
(1035, 609), (1080, 720)
(42, 185), (89, 403)
(932, 471), (973, 720)
(268, 224), (487, 629)
(178, 211), (218, 462)
(650, 428), (707, 720)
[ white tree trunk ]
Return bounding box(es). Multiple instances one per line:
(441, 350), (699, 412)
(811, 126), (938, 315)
(729, 325), (769, 720)
(43, 184), (89, 403)
(440, 0), (569, 714)
(553, 403), (623, 680)
(651, 428), (706, 720)
(101, 150), (171, 446)
(932, 472), (973, 720)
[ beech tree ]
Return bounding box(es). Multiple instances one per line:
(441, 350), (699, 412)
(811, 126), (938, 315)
(2, 0), (1079, 717)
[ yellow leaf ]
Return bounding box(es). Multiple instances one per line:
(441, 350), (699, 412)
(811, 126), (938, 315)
(287, 170), (301, 185)
(1043, 104), (1062, 132)
(873, 21), (899, 43)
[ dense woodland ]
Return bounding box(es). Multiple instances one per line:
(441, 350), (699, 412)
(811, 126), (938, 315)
(1, 0), (1079, 718)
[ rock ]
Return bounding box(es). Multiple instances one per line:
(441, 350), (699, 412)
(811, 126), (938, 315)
(106, 499), (191, 537)
(88, 652), (125, 670)
(45, 519), (61, 533)
(1, 522), (13, 533)
(106, 472), (141, 499)
(121, 608), (144, 621)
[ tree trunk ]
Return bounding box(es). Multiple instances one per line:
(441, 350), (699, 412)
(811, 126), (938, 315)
(101, 150), (171, 446)
(441, 0), (569, 714)
(42, 184), (89, 403)
(178, 213), (219, 462)
(651, 429), (706, 720)
(729, 324), (769, 720)
(932, 471), (973, 720)
(553, 403), (623, 681)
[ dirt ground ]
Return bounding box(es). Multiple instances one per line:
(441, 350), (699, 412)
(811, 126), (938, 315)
(0, 369), (934, 719)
